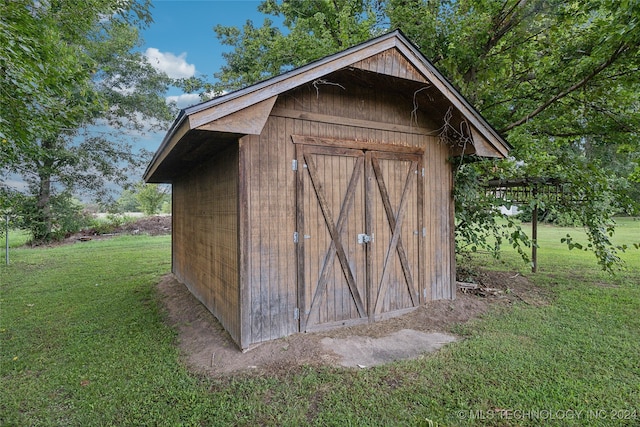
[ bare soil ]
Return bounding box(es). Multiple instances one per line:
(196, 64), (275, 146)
(157, 269), (549, 377)
(59, 215), (172, 245)
(112, 215), (172, 236)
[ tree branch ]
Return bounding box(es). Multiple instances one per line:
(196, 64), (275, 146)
(487, 0), (529, 52)
(463, 0), (534, 84)
(500, 43), (630, 133)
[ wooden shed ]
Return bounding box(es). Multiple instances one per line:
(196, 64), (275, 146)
(144, 30), (510, 350)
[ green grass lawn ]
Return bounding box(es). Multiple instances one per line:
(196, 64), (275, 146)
(1, 220), (639, 426)
(484, 216), (640, 276)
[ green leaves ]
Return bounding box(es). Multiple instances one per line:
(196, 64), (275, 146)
(453, 161), (533, 264)
(2, 0), (175, 243)
(133, 182), (170, 216)
(561, 234), (583, 251)
(211, 0), (382, 93)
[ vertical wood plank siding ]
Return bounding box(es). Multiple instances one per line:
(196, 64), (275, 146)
(243, 120), (298, 344)
(172, 144), (240, 344)
(242, 72), (455, 345)
(351, 48), (427, 83)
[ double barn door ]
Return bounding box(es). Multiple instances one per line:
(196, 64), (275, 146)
(296, 142), (424, 331)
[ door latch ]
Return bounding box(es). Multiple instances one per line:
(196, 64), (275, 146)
(357, 233), (373, 244)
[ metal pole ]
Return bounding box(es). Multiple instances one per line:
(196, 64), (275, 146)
(5, 214), (9, 265)
(531, 187), (538, 273)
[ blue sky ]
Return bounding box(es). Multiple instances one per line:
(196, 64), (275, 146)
(140, 0), (277, 108)
(126, 0), (283, 157)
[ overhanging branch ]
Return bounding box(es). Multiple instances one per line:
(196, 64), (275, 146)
(500, 43), (630, 133)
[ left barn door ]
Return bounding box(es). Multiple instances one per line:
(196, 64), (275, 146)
(296, 145), (368, 331)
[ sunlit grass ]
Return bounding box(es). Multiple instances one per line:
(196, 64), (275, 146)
(2, 228), (30, 250)
(478, 216), (639, 275)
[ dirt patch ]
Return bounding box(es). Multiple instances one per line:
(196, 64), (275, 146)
(54, 215), (172, 245)
(112, 215), (171, 236)
(156, 269), (548, 377)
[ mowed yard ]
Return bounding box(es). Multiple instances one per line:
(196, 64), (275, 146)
(1, 218), (639, 426)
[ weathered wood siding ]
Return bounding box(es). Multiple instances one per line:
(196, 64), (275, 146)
(240, 119), (298, 345)
(172, 144), (240, 344)
(242, 70), (455, 345)
(351, 48), (428, 83)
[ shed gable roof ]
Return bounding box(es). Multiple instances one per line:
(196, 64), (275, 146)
(145, 30), (510, 183)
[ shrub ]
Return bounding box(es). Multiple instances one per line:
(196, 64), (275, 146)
(13, 193), (91, 243)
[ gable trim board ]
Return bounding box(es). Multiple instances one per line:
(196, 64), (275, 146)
(144, 30), (511, 350)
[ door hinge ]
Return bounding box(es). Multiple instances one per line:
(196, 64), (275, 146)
(293, 231), (299, 243)
(423, 288), (428, 299)
(294, 307), (300, 320)
(422, 227), (427, 237)
(292, 159), (298, 171)
(422, 167), (425, 177)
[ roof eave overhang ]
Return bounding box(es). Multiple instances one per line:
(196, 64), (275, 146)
(143, 112), (189, 183)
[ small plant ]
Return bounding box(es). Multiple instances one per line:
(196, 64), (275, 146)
(456, 253), (480, 283)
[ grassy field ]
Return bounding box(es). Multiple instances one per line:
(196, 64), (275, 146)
(1, 219), (639, 426)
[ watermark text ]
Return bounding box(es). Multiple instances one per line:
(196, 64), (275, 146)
(455, 408), (637, 421)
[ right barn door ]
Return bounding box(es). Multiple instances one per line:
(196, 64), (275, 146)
(366, 151), (423, 320)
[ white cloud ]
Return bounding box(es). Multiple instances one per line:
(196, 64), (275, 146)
(166, 93), (201, 109)
(144, 48), (196, 79)
(166, 90), (221, 109)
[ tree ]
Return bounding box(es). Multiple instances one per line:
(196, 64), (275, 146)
(116, 188), (140, 213)
(205, 0), (639, 271)
(134, 182), (169, 215)
(0, 0), (154, 166)
(386, 0), (640, 270)
(1, 0), (175, 242)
